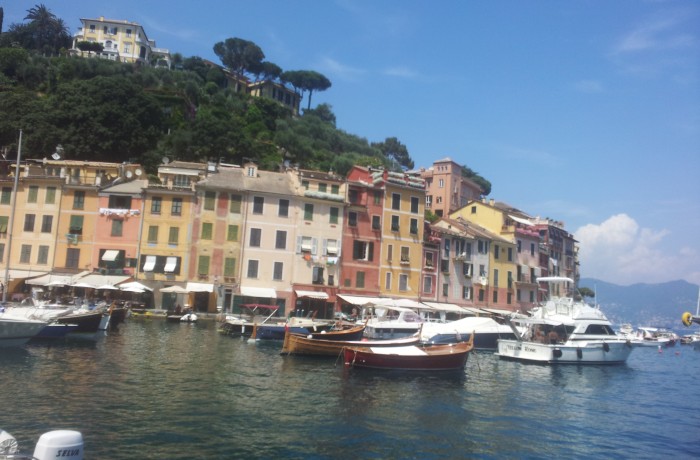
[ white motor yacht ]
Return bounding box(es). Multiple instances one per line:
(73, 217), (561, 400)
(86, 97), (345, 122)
(496, 277), (634, 364)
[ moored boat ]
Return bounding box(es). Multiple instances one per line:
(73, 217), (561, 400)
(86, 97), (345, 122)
(56, 310), (105, 340)
(496, 277), (634, 364)
(342, 338), (474, 371)
(281, 328), (421, 356)
(307, 323), (366, 341)
(421, 315), (518, 350)
(0, 427), (83, 459)
(0, 317), (47, 347)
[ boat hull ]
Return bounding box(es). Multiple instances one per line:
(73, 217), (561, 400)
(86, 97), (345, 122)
(496, 339), (633, 364)
(0, 318), (47, 347)
(56, 311), (105, 340)
(343, 341), (473, 371)
(33, 323), (79, 340)
(364, 323), (422, 340)
(281, 331), (420, 356)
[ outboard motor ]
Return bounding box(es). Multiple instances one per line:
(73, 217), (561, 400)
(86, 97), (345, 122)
(32, 430), (83, 460)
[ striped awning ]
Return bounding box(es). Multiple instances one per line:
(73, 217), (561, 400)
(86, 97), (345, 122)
(295, 290), (329, 300)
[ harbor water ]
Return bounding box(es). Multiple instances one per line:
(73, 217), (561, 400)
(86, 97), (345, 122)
(1, 319), (699, 459)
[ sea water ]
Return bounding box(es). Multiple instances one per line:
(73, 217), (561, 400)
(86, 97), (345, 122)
(1, 320), (698, 459)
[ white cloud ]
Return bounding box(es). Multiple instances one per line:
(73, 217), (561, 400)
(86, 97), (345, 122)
(316, 57), (366, 81)
(575, 214), (699, 285)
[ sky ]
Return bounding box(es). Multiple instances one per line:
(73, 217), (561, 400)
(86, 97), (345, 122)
(3, 1), (699, 286)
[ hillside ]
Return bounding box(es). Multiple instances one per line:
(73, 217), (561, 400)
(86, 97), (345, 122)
(579, 278), (699, 329)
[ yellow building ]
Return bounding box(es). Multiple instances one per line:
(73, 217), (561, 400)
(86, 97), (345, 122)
(375, 169), (426, 299)
(72, 16), (170, 67)
(139, 161), (202, 309)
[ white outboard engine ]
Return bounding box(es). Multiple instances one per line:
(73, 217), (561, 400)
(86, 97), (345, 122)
(32, 430), (83, 460)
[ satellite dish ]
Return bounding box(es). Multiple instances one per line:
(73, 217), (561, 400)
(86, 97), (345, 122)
(51, 153), (61, 160)
(162, 157), (170, 164)
(125, 170), (133, 178)
(134, 168), (142, 177)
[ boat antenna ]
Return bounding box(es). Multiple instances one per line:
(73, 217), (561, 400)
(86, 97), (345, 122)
(2, 129), (22, 303)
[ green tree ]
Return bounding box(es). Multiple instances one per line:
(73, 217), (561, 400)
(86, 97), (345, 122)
(212, 38), (264, 91)
(372, 137), (414, 170)
(460, 164), (491, 196)
(22, 4), (70, 55)
(281, 70), (332, 110)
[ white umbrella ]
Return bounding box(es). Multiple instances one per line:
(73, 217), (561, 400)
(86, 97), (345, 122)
(118, 281), (153, 292)
(96, 284), (119, 290)
(122, 287), (145, 293)
(71, 282), (95, 288)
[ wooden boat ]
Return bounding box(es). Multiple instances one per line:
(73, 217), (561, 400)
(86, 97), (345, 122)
(342, 337), (474, 371)
(281, 328), (421, 357)
(307, 323), (366, 341)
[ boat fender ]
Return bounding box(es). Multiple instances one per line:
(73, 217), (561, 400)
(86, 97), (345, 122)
(553, 348), (563, 358)
(603, 342), (610, 352)
(576, 348), (583, 359)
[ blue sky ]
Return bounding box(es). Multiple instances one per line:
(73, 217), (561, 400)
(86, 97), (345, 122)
(4, 1), (699, 286)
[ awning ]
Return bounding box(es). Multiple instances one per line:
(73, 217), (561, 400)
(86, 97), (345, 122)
(185, 282), (214, 293)
(295, 290), (329, 300)
(241, 286), (277, 299)
(164, 257), (178, 273)
(0, 269), (49, 281)
(421, 301), (473, 314)
(336, 294), (383, 306)
(143, 256), (156, 272)
(73, 274), (130, 288)
(509, 214), (533, 226)
(102, 250), (120, 261)
(160, 285), (189, 293)
(26, 271), (89, 287)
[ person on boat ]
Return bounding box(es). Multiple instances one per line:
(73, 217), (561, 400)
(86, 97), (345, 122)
(548, 330), (560, 344)
(175, 304), (182, 315)
(533, 326), (546, 343)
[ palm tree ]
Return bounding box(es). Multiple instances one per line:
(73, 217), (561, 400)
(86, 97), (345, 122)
(24, 4), (70, 55)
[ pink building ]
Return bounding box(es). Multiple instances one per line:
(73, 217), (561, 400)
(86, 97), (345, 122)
(419, 158), (482, 218)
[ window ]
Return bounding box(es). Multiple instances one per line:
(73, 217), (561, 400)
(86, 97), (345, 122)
(299, 236), (314, 253)
(423, 276), (433, 294)
(325, 239), (338, 255)
(493, 291), (498, 303)
(69, 215), (83, 235)
(224, 258), (236, 277)
(227, 225), (239, 242)
(508, 247), (513, 262)
(400, 246), (410, 263)
(275, 230), (287, 249)
(171, 198), (182, 216)
(41, 215), (53, 233)
(253, 196), (264, 214)
(494, 245), (500, 259)
(425, 252), (434, 268)
(517, 240), (522, 253)
(399, 274), (408, 291)
(391, 215), (399, 232)
(147, 225), (158, 243)
(374, 191), (382, 205)
(151, 197), (162, 214)
(201, 222), (213, 240)
(27, 186), (38, 203)
(463, 263), (473, 277)
(20, 244), (31, 263)
(230, 194), (242, 213)
(0, 216), (7, 234)
(173, 175), (189, 187)
(385, 272), (392, 290)
(349, 189), (359, 204)
(372, 215), (381, 230)
(387, 244), (393, 261)
(318, 183), (327, 193)
(352, 241), (373, 261)
(168, 227), (179, 245)
(247, 260), (259, 278)
(24, 214), (35, 232)
(410, 196), (419, 213)
(471, 206), (477, 214)
(410, 218), (418, 235)
(392, 193), (400, 210)
(73, 191), (85, 210)
(111, 220), (123, 237)
(278, 199), (289, 217)
(0, 243), (4, 262)
(329, 207), (339, 224)
(304, 203), (314, 221)
(204, 191), (216, 210)
(463, 286), (473, 300)
(442, 283), (449, 297)
(66, 248), (80, 268)
(198, 255), (210, 276)
(348, 212), (358, 227)
(426, 195), (432, 208)
(126, 28), (132, 37)
(249, 228), (262, 247)
(530, 243), (536, 256)
(356, 271), (365, 288)
(494, 269), (499, 288)
(439, 179), (444, 188)
(312, 266), (324, 284)
(37, 245), (49, 264)
(301, 180), (309, 190)
(1, 187), (11, 204)
(273, 262), (284, 281)
(331, 184), (339, 195)
(108, 195), (131, 209)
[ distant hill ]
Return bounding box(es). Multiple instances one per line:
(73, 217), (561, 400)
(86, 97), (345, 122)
(579, 278), (699, 330)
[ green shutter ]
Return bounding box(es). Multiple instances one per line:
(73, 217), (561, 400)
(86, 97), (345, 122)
(230, 194), (242, 213)
(198, 255), (210, 275)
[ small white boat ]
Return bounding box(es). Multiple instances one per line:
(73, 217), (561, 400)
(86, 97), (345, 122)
(0, 316), (47, 347)
(0, 428), (83, 459)
(421, 315), (518, 350)
(496, 277), (634, 364)
(363, 307), (424, 340)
